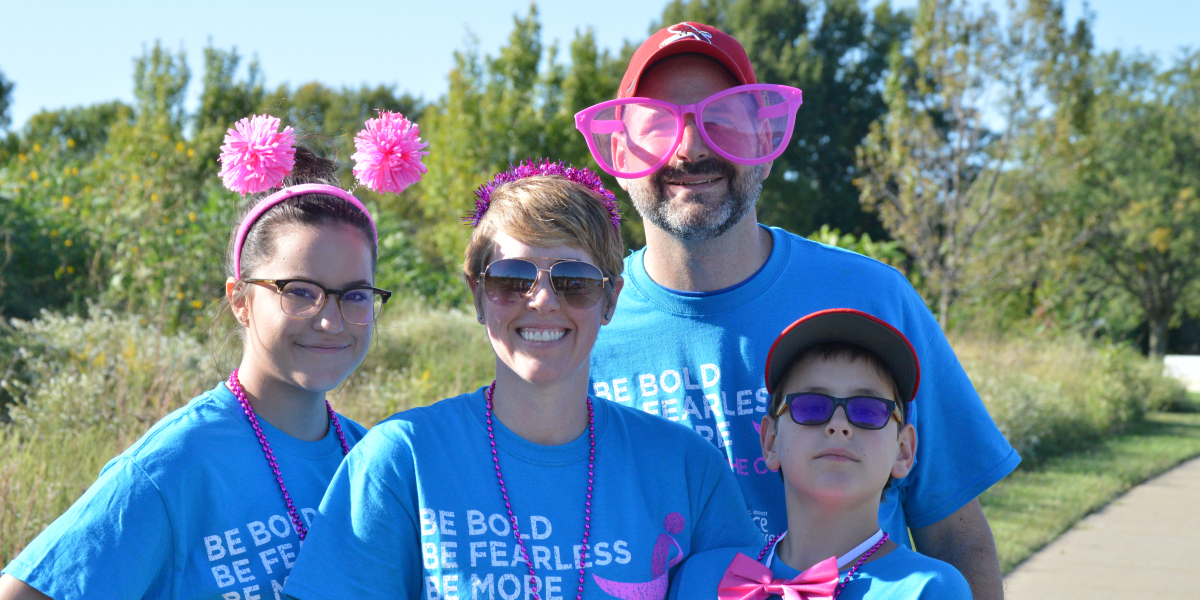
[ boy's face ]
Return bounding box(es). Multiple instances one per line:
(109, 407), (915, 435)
(761, 353), (917, 508)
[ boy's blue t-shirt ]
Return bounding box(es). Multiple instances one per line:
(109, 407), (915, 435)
(282, 387), (762, 600)
(2, 382), (367, 600)
(590, 226), (1021, 543)
(668, 543), (972, 599)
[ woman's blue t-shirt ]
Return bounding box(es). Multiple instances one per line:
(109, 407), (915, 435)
(2, 382), (367, 600)
(283, 386), (762, 600)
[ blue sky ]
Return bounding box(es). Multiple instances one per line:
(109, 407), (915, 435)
(2, 0), (1196, 129)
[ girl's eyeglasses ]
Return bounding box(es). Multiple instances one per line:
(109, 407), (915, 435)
(478, 258), (608, 309)
(243, 278), (391, 325)
(574, 84), (803, 179)
(776, 392), (902, 430)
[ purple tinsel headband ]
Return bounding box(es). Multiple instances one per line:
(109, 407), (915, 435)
(467, 159), (622, 231)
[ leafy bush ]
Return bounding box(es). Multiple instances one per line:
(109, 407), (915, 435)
(953, 333), (1188, 465)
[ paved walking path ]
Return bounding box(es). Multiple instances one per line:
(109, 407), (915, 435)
(1003, 454), (1200, 599)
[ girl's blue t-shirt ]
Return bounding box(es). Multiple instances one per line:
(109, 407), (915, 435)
(2, 382), (367, 600)
(590, 226), (1021, 543)
(282, 387), (762, 600)
(669, 544), (972, 599)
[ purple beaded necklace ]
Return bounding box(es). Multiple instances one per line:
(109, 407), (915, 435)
(757, 530), (889, 599)
(228, 369), (350, 541)
(485, 381), (595, 600)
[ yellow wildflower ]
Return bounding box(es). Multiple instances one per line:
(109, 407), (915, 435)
(66, 266), (75, 274)
(62, 196), (72, 208)
(50, 229), (58, 237)
(42, 180), (50, 188)
(187, 148), (195, 157)
(151, 152), (158, 159)
(151, 193), (159, 202)
(72, 167), (79, 176)
(64, 239), (73, 247)
(176, 228), (183, 236)
(64, 166), (71, 175)
(18, 153), (26, 162)
(67, 138), (76, 148)
(176, 292), (185, 300)
(188, 211), (197, 222)
(84, 186), (92, 194)
(131, 174), (140, 183)
(176, 142), (185, 152)
(191, 300), (203, 309)
(29, 170), (38, 181)
(33, 143), (41, 153)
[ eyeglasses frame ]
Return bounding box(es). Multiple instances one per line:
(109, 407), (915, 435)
(242, 278), (392, 325)
(477, 258), (611, 309)
(574, 83), (804, 179)
(775, 392), (903, 430)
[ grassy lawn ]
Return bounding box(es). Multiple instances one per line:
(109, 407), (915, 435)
(980, 410), (1200, 573)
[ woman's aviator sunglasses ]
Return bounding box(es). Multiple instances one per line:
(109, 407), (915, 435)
(776, 393), (902, 430)
(574, 84), (803, 179)
(479, 258), (609, 309)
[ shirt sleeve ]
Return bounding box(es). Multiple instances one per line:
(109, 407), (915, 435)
(283, 428), (423, 600)
(687, 441), (763, 553)
(896, 282), (1022, 529)
(2, 458), (173, 600)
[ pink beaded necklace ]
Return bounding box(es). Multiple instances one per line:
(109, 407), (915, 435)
(228, 369), (350, 541)
(756, 530), (889, 599)
(485, 381), (595, 600)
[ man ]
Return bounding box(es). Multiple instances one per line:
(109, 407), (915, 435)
(581, 22), (1019, 600)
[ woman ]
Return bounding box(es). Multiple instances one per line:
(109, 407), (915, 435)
(0, 113), (424, 600)
(283, 159), (761, 600)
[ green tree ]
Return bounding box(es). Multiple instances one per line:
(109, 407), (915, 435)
(658, 0), (911, 238)
(409, 5), (626, 302)
(1058, 51), (1200, 357)
(856, 0), (1024, 328)
(0, 68), (13, 131)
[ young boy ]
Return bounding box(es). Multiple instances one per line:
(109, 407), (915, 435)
(670, 308), (972, 599)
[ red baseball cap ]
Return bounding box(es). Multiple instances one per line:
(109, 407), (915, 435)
(618, 22), (757, 99)
(764, 309), (921, 405)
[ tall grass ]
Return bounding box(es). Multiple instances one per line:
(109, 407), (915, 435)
(952, 333), (1187, 465)
(0, 307), (1186, 563)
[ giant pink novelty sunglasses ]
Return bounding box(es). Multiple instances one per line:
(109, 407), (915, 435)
(574, 84), (803, 179)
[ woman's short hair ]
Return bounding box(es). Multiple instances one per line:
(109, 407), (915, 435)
(463, 175), (624, 303)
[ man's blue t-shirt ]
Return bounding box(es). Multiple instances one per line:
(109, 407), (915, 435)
(2, 382), (367, 600)
(283, 387), (762, 600)
(668, 544), (972, 599)
(590, 227), (1021, 543)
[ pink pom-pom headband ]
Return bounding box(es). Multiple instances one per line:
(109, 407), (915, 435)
(468, 159), (621, 231)
(218, 112), (427, 279)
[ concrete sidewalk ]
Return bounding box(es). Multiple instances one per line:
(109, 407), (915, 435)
(1003, 454), (1200, 599)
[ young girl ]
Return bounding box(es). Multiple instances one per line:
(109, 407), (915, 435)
(282, 160), (762, 600)
(0, 113), (426, 600)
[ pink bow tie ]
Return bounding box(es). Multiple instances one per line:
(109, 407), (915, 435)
(717, 552), (839, 600)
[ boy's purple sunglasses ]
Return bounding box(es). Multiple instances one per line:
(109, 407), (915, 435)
(574, 84), (803, 179)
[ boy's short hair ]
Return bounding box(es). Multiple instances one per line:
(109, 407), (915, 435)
(766, 341), (906, 425)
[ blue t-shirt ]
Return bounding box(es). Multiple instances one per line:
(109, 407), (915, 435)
(282, 387), (761, 600)
(669, 543), (971, 599)
(590, 226), (1021, 543)
(2, 382), (367, 600)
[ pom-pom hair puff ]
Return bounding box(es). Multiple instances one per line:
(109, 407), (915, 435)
(352, 110), (429, 194)
(218, 115), (297, 196)
(469, 159), (621, 231)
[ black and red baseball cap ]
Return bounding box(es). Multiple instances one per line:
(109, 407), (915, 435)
(618, 22), (757, 99)
(764, 308), (922, 404)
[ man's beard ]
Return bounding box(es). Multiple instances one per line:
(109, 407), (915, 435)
(626, 158), (764, 241)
